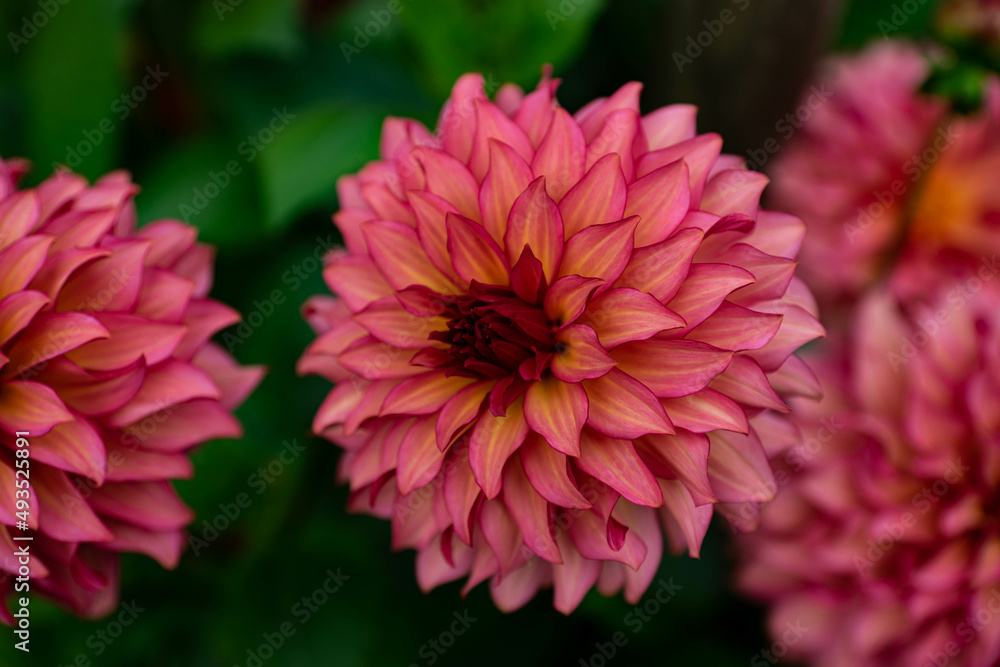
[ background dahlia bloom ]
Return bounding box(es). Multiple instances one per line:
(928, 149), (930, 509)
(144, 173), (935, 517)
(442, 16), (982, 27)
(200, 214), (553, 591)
(299, 71), (823, 612)
(766, 42), (947, 307)
(738, 276), (1000, 667)
(0, 159), (263, 621)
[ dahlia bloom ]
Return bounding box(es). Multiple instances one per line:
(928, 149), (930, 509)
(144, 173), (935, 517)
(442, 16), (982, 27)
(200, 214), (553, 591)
(738, 273), (1000, 667)
(766, 42), (947, 307)
(0, 159), (263, 621)
(299, 71), (823, 612)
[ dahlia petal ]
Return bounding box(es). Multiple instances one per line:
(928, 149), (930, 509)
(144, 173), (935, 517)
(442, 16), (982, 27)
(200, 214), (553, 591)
(634, 134), (722, 201)
(767, 354), (822, 399)
(436, 380), (492, 450)
(584, 109), (639, 181)
(664, 263), (755, 331)
(577, 82), (642, 141)
(382, 372), (477, 416)
(408, 191), (460, 279)
(56, 241), (148, 313)
(99, 518), (184, 569)
(438, 73), (486, 163)
(582, 288), (685, 347)
(469, 398), (529, 499)
(490, 554), (549, 613)
(615, 227), (703, 302)
(88, 481), (193, 531)
(0, 190), (39, 252)
(658, 479), (712, 557)
(708, 355), (789, 411)
(0, 290), (49, 348)
(33, 466), (113, 542)
(443, 445), (481, 545)
(469, 98), (534, 181)
(519, 434), (591, 509)
(133, 269), (194, 324)
(397, 416), (447, 495)
(0, 457), (39, 530)
(0, 235), (53, 301)
(577, 430), (662, 507)
(132, 220), (197, 269)
(0, 380), (73, 435)
(529, 110), (584, 205)
(559, 153), (626, 237)
(170, 244), (214, 297)
(44, 209), (115, 253)
(34, 357), (146, 417)
(31, 418), (106, 483)
(3, 312), (109, 377)
(105, 359), (220, 429)
(718, 244), (796, 305)
(505, 177), (564, 280)
(446, 213), (510, 286)
(617, 504), (663, 603)
(495, 82), (524, 115)
(701, 169), (768, 218)
(510, 246), (547, 305)
(513, 77), (557, 146)
(524, 374), (587, 456)
(173, 299), (242, 362)
(313, 381), (366, 434)
(480, 499), (526, 578)
(612, 339), (732, 398)
(707, 429), (775, 502)
(661, 388), (749, 434)
(416, 532), (473, 592)
(582, 368), (674, 438)
(191, 343), (263, 410)
(364, 220), (455, 293)
(360, 182), (415, 227)
(413, 147), (481, 221)
(64, 312), (186, 372)
(626, 161), (691, 247)
(104, 443), (194, 483)
(551, 324), (617, 383)
(638, 432), (716, 506)
(557, 216), (638, 287)
(687, 302), (783, 351)
(354, 299), (447, 350)
(477, 140), (533, 244)
(743, 209), (804, 259)
(641, 104), (698, 150)
(747, 303), (825, 371)
(568, 507), (647, 571)
(542, 275), (603, 327)
(337, 337), (424, 380)
(551, 528), (601, 614)
(502, 455), (561, 563)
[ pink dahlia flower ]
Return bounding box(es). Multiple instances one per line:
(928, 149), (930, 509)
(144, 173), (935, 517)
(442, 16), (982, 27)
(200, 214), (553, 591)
(299, 71), (824, 613)
(767, 42), (947, 307)
(738, 274), (1000, 667)
(0, 159), (263, 621)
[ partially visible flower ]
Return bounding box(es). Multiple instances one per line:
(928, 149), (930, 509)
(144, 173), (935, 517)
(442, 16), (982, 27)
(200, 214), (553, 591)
(767, 42), (947, 307)
(0, 159), (263, 621)
(938, 0), (1000, 55)
(738, 273), (1000, 667)
(300, 70), (823, 612)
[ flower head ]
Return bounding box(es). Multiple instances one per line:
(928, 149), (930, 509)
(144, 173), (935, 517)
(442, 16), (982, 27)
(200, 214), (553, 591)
(300, 71), (823, 612)
(0, 159), (263, 621)
(738, 274), (1000, 667)
(767, 42), (948, 307)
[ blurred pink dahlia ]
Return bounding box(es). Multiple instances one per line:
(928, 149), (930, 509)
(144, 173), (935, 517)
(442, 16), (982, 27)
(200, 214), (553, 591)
(0, 159), (263, 621)
(300, 71), (823, 612)
(738, 274), (1000, 667)
(767, 42), (948, 308)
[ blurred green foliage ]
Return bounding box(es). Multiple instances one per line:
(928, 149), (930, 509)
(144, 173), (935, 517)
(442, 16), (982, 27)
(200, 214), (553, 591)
(0, 0), (984, 665)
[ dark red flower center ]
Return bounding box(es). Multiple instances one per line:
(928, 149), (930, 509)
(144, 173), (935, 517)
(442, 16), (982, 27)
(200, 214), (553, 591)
(428, 282), (555, 379)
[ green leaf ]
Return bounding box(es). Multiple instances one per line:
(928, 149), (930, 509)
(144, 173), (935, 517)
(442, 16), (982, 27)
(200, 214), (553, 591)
(399, 0), (607, 98)
(256, 104), (382, 232)
(195, 0), (303, 60)
(19, 0), (126, 181)
(135, 137), (264, 249)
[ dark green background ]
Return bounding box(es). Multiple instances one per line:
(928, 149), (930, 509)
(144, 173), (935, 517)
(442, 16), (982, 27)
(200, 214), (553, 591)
(0, 0), (978, 664)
